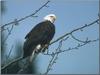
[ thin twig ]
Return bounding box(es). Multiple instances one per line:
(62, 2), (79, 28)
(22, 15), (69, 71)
(70, 33), (86, 43)
(6, 45), (14, 60)
(2, 25), (14, 44)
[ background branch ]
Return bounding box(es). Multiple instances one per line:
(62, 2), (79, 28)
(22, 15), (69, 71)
(1, 0), (50, 28)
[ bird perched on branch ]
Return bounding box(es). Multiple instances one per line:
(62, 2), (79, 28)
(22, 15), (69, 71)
(23, 14), (56, 62)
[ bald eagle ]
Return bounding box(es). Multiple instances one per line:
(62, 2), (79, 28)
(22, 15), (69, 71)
(23, 14), (56, 62)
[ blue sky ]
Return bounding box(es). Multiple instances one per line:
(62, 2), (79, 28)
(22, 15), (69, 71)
(2, 0), (99, 74)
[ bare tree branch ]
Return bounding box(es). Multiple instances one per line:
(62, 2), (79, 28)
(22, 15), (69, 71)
(1, 0), (50, 28)
(43, 38), (99, 56)
(45, 38), (68, 74)
(50, 18), (99, 45)
(1, 57), (23, 71)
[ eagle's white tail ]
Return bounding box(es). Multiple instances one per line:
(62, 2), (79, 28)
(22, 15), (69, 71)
(29, 50), (35, 62)
(29, 44), (41, 62)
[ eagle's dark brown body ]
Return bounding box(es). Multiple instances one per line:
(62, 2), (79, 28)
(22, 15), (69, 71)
(23, 20), (55, 58)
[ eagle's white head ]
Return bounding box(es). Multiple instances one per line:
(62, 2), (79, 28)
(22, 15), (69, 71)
(44, 14), (56, 23)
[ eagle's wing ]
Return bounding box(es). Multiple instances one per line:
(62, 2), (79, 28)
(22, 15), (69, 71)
(25, 21), (47, 39)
